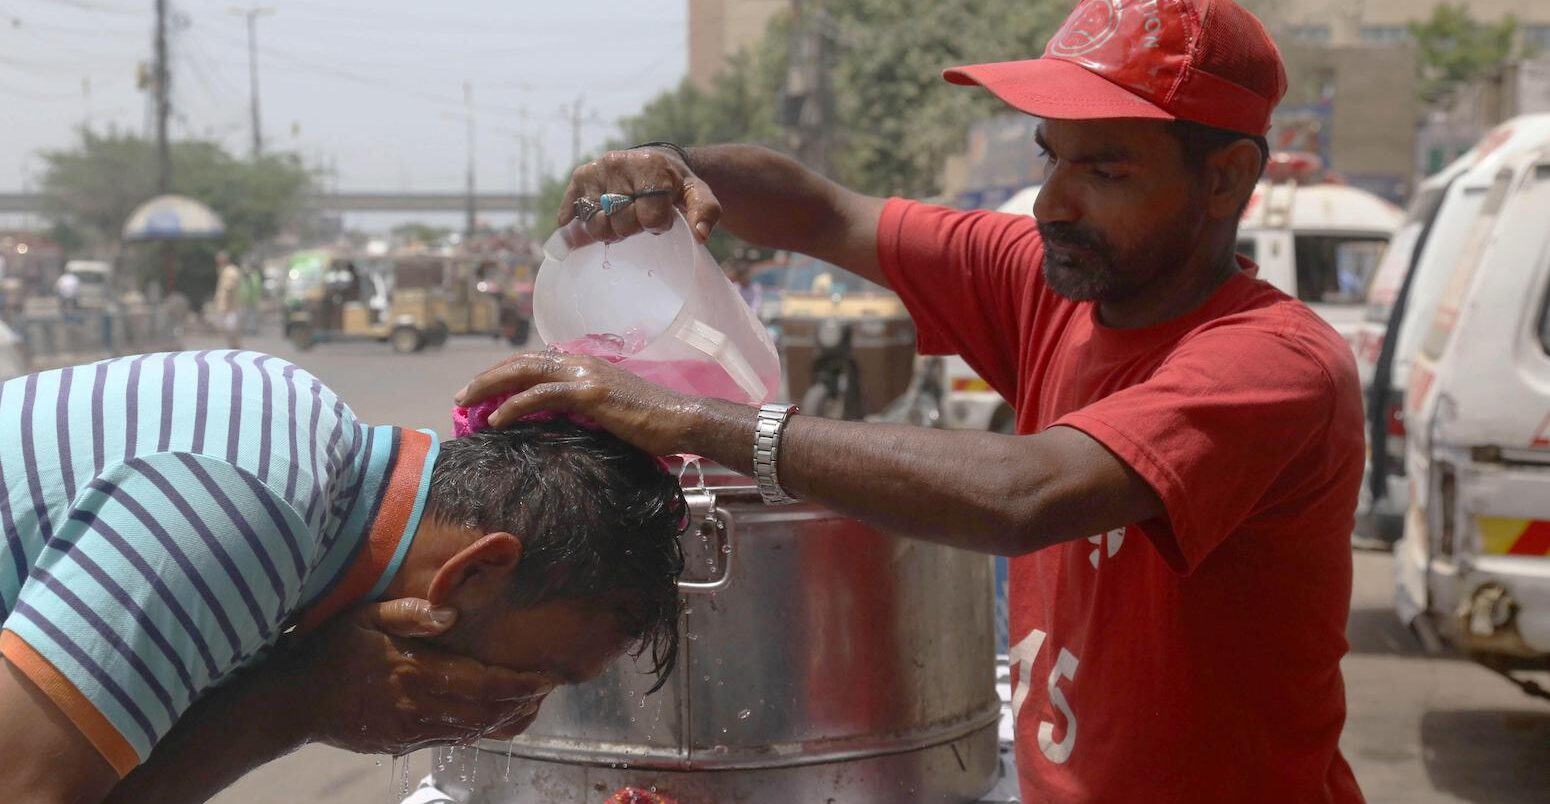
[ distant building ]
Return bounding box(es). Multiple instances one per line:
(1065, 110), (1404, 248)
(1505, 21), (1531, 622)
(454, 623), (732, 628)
(1265, 0), (1550, 187)
(1264, 0), (1550, 50)
(687, 0), (785, 91)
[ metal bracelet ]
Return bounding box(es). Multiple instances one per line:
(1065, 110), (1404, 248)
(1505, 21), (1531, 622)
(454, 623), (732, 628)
(753, 403), (799, 505)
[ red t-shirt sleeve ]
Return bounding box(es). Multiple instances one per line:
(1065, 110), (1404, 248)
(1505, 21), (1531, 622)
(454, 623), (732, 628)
(876, 198), (1046, 399)
(1055, 319), (1339, 574)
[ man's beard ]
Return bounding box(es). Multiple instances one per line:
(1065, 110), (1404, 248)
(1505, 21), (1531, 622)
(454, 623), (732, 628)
(1038, 220), (1130, 302)
(1037, 215), (1200, 304)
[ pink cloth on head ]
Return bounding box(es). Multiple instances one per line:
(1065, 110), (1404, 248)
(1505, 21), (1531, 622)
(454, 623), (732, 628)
(452, 333), (641, 438)
(452, 393), (599, 438)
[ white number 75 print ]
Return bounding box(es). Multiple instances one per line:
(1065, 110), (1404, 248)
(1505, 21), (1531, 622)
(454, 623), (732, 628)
(1009, 628), (1080, 764)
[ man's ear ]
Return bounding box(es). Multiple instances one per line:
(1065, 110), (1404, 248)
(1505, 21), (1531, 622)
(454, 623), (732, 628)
(1205, 139), (1263, 221)
(426, 532), (524, 609)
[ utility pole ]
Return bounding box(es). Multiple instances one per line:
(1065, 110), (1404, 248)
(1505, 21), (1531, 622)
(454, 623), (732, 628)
(82, 77), (93, 133)
(784, 0), (834, 176)
(230, 5), (273, 159)
(154, 0), (172, 193)
(563, 96), (585, 168)
(464, 81), (477, 237)
(497, 108), (533, 230)
(518, 106), (531, 231)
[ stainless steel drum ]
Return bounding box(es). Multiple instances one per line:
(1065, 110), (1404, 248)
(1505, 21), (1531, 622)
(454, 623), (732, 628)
(442, 470), (999, 803)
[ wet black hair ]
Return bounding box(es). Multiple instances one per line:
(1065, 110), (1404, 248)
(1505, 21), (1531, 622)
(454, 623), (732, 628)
(424, 420), (686, 691)
(1169, 119), (1270, 177)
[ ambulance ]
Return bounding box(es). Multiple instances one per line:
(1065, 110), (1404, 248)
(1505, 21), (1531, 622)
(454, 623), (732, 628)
(1355, 115), (1550, 545)
(935, 186), (1043, 433)
(1397, 142), (1550, 695)
(1235, 154), (1405, 347)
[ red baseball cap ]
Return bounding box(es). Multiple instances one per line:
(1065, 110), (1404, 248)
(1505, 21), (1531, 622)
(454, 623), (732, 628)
(944, 0), (1286, 136)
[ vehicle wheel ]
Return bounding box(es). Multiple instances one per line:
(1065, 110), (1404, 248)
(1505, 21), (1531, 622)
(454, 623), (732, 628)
(426, 322), (449, 348)
(506, 318), (531, 347)
(390, 325), (425, 354)
(286, 322), (315, 352)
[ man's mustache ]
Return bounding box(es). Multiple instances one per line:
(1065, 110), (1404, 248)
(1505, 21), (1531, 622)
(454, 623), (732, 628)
(1038, 221), (1109, 253)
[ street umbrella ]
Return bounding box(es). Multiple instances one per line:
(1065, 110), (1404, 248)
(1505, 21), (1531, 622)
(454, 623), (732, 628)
(122, 194), (226, 241)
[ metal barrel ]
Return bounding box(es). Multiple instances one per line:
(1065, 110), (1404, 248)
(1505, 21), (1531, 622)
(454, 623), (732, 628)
(446, 472), (1000, 803)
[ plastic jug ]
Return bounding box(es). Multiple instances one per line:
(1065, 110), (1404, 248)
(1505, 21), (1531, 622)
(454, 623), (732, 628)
(533, 212), (781, 405)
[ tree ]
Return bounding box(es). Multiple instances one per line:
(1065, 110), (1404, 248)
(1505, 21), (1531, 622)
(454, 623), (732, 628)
(828, 0), (1067, 198)
(1409, 3), (1521, 108)
(613, 0), (1066, 203)
(38, 127), (316, 302)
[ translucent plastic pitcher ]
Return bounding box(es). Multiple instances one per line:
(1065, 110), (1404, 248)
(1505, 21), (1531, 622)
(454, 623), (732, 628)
(533, 212), (781, 405)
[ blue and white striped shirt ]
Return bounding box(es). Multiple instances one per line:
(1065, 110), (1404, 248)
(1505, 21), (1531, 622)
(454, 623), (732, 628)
(0, 350), (439, 776)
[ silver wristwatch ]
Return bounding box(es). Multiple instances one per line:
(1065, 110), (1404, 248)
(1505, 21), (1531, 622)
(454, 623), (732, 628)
(753, 403), (799, 505)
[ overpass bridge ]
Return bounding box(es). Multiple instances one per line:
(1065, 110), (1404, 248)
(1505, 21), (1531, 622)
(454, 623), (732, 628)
(0, 191), (533, 215)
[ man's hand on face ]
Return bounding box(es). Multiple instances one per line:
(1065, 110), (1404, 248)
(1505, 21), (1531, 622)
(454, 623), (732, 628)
(559, 147), (722, 244)
(455, 352), (722, 458)
(285, 598), (556, 755)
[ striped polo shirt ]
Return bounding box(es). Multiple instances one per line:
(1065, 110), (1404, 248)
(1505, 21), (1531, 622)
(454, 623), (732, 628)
(0, 350), (439, 777)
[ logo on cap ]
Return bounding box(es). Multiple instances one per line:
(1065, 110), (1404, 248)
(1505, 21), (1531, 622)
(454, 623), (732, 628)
(1048, 0), (1122, 58)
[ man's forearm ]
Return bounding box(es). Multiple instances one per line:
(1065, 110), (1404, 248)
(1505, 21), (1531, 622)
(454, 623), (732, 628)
(681, 144), (884, 279)
(105, 658), (310, 804)
(686, 399), (1080, 555)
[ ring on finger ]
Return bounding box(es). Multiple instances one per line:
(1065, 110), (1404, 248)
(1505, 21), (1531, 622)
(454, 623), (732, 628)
(572, 197), (600, 222)
(601, 188), (673, 216)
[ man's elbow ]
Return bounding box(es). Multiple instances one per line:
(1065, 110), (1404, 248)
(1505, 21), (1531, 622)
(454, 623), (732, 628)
(987, 481), (1060, 557)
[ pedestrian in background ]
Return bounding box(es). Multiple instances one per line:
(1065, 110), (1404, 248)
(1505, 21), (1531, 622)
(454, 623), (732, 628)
(212, 250), (243, 349)
(54, 269), (80, 318)
(239, 261), (264, 335)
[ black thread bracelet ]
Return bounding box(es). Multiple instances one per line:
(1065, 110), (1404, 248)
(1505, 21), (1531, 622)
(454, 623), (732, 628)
(633, 140), (692, 167)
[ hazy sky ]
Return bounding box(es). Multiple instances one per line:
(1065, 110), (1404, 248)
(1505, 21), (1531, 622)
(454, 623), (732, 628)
(2, 0), (689, 226)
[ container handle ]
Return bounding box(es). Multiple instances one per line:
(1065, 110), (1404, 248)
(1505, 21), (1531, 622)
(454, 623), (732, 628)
(678, 487), (733, 593)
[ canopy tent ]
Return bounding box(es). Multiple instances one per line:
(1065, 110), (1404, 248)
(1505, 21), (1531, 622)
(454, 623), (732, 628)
(122, 194), (226, 242)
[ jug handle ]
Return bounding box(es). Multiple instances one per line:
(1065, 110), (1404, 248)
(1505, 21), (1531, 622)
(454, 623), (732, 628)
(678, 488), (733, 593)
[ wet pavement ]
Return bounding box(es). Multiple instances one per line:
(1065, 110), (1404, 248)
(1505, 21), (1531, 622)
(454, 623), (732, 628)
(200, 332), (1549, 803)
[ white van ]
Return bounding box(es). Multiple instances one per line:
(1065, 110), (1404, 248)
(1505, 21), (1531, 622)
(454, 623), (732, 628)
(1236, 178), (1404, 346)
(1397, 143), (1550, 693)
(934, 186), (1044, 433)
(1354, 114), (1550, 544)
(62, 259), (115, 308)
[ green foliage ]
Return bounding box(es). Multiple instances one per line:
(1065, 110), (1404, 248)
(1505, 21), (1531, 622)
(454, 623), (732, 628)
(613, 0), (1064, 202)
(617, 14), (792, 151)
(38, 127), (316, 301)
(1409, 3), (1521, 107)
(827, 0), (1066, 197)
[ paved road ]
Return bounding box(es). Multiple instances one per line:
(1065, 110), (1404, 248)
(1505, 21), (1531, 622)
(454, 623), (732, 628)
(194, 333), (1549, 803)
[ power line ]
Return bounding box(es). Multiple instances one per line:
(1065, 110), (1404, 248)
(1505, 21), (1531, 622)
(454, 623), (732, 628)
(228, 4), (273, 158)
(22, 0), (142, 15)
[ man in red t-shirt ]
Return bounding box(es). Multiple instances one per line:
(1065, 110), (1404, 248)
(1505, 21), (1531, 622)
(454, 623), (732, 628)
(458, 0), (1366, 800)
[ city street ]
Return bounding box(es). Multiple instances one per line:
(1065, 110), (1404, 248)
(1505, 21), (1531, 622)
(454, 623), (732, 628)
(201, 333), (1550, 804)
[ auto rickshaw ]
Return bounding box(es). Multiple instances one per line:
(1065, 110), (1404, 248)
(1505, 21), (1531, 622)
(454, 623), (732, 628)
(284, 252), (450, 354)
(769, 253), (916, 419)
(444, 258), (532, 345)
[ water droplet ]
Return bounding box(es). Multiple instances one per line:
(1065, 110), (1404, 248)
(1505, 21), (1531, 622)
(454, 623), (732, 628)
(686, 632), (699, 640)
(374, 758), (383, 767)
(712, 744), (728, 756)
(702, 674), (710, 682)
(715, 658), (723, 666)
(647, 269), (656, 278)
(737, 708), (751, 720)
(720, 543), (731, 554)
(720, 727), (728, 734)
